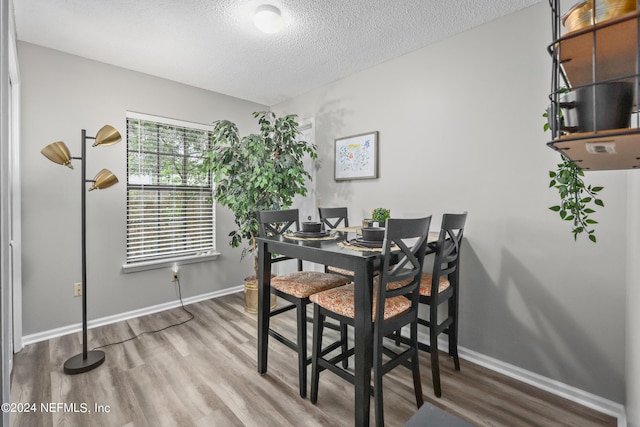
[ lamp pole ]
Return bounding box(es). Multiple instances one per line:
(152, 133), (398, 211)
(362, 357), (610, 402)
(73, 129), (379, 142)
(63, 129), (105, 374)
(42, 125), (119, 374)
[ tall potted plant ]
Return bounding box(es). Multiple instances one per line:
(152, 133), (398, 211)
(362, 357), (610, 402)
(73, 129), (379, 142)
(201, 111), (317, 311)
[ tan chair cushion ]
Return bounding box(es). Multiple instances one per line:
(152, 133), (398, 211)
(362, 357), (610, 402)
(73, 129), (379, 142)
(417, 273), (450, 296)
(310, 283), (410, 322)
(327, 265), (355, 277)
(386, 272), (450, 296)
(327, 265), (385, 278)
(271, 271), (350, 299)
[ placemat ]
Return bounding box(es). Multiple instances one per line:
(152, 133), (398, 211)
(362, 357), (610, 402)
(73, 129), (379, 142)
(335, 226), (361, 233)
(284, 232), (341, 241)
(339, 231), (440, 252)
(338, 240), (398, 252)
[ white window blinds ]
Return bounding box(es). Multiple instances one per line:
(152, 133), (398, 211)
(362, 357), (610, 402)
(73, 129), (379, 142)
(126, 113), (215, 263)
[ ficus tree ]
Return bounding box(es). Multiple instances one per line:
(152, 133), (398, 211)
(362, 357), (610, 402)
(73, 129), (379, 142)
(201, 111), (317, 274)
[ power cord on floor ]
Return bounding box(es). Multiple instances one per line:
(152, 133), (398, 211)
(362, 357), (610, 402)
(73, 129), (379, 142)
(92, 277), (194, 351)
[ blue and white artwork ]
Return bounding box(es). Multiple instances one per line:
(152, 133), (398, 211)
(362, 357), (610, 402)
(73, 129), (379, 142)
(334, 132), (378, 180)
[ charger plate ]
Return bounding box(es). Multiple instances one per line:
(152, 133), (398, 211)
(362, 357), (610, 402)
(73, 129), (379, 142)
(285, 231), (340, 241)
(338, 240), (398, 252)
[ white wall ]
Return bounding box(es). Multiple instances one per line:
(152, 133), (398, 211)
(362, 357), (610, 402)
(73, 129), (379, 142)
(18, 42), (265, 336)
(273, 2), (628, 403)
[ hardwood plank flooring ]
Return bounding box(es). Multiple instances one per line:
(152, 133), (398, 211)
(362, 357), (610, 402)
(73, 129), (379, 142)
(10, 292), (616, 427)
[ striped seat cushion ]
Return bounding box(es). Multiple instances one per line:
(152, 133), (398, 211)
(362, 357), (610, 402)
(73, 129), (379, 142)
(310, 283), (411, 322)
(271, 271), (350, 299)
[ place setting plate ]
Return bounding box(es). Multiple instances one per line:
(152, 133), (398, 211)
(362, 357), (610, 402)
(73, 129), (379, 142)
(293, 231), (331, 238)
(349, 237), (384, 248)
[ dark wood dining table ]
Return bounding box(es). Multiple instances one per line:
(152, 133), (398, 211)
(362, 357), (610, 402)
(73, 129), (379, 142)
(256, 229), (437, 426)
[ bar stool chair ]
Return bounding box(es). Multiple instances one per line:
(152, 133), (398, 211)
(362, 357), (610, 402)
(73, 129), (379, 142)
(392, 212), (467, 397)
(318, 206), (349, 230)
(258, 209), (350, 398)
(309, 216), (432, 426)
(318, 206), (352, 367)
(318, 207), (355, 279)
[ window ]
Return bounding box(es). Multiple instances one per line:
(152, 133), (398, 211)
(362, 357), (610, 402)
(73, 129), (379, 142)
(125, 112), (216, 266)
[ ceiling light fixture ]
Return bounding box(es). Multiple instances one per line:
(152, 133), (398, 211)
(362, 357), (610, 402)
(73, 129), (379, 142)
(254, 4), (283, 34)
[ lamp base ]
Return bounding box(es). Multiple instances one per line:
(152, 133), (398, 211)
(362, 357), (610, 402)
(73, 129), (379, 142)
(63, 350), (105, 375)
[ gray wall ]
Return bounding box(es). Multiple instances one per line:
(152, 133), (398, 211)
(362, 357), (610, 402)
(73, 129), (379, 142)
(16, 1), (639, 415)
(628, 172), (640, 426)
(272, 2), (628, 404)
(18, 42), (263, 335)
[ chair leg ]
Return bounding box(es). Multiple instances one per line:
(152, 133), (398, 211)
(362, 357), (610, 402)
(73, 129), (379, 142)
(430, 324), (442, 398)
(449, 328), (460, 371)
(448, 298), (460, 371)
(310, 306), (324, 404)
(410, 322), (424, 407)
(373, 332), (384, 427)
(340, 323), (349, 368)
(297, 300), (307, 398)
(393, 329), (402, 346)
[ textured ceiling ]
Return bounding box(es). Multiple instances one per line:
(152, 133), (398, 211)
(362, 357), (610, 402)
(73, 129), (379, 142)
(14, 0), (543, 106)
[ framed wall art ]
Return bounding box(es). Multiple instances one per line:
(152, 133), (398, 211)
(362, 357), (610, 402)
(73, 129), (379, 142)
(334, 131), (378, 181)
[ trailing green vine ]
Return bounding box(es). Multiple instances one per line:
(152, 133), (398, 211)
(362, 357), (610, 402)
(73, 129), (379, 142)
(548, 154), (603, 243)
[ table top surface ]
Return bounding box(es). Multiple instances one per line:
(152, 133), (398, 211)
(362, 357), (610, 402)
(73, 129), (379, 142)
(256, 231), (381, 259)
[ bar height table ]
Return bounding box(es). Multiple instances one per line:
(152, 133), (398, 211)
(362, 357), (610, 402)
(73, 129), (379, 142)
(257, 231), (380, 426)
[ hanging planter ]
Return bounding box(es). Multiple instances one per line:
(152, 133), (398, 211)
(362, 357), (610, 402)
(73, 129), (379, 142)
(544, 100), (606, 243)
(548, 155), (604, 242)
(560, 81), (634, 133)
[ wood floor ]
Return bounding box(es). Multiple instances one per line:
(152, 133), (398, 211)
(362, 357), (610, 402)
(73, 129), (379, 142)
(10, 292), (616, 427)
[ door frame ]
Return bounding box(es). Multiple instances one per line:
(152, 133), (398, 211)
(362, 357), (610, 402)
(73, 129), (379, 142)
(8, 0), (22, 354)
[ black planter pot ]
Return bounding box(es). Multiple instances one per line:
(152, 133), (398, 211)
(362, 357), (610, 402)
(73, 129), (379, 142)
(561, 82), (634, 133)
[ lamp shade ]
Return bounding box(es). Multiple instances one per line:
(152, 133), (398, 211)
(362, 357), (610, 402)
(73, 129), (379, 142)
(41, 141), (74, 169)
(254, 4), (283, 34)
(88, 168), (119, 191)
(93, 125), (121, 147)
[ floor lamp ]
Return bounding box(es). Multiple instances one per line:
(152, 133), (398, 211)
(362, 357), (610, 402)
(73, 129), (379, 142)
(41, 125), (121, 374)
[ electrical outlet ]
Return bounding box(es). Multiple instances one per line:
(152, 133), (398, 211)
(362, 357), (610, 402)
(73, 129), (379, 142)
(171, 266), (179, 282)
(73, 282), (82, 297)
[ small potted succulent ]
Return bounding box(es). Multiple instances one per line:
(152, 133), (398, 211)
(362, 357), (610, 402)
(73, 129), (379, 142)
(371, 207), (391, 227)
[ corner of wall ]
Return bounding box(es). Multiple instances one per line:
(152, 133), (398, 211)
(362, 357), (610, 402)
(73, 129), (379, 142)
(626, 170), (640, 427)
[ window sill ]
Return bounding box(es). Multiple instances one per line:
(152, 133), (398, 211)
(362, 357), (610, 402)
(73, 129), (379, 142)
(121, 252), (220, 274)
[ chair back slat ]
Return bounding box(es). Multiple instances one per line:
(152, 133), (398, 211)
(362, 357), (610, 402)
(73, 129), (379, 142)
(318, 207), (349, 229)
(376, 217), (431, 319)
(258, 209), (300, 237)
(431, 212), (467, 295)
(258, 209), (302, 268)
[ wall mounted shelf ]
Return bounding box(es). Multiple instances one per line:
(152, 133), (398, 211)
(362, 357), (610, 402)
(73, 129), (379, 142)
(547, 2), (640, 171)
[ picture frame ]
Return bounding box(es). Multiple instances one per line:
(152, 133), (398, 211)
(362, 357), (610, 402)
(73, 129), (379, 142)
(334, 131), (378, 181)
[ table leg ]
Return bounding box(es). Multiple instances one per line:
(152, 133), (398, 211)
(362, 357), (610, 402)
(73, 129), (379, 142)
(353, 260), (374, 426)
(257, 240), (272, 374)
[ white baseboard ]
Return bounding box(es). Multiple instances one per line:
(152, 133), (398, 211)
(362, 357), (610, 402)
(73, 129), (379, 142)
(457, 345), (627, 427)
(21, 285), (244, 347)
(21, 291), (627, 426)
(412, 329), (627, 426)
